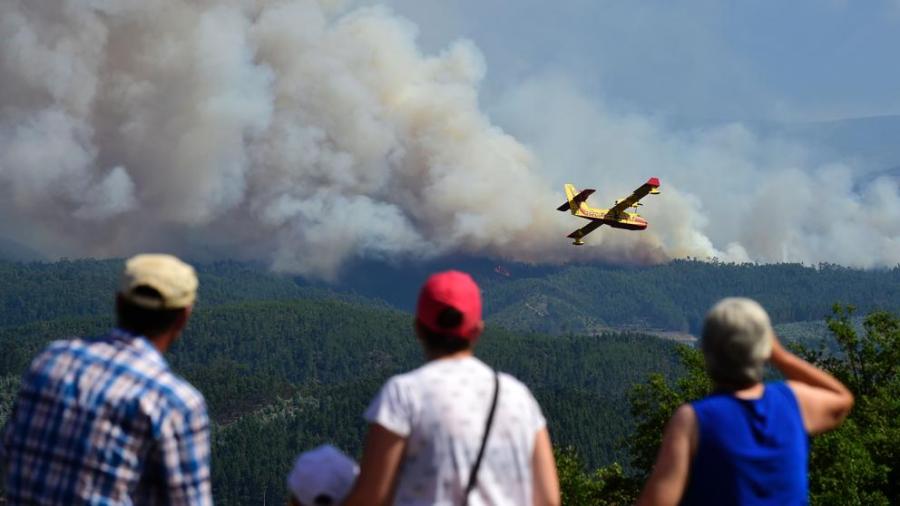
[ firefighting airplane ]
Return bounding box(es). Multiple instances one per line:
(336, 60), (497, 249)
(557, 177), (661, 245)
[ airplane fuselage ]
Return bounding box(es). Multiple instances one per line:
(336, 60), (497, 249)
(575, 207), (648, 230)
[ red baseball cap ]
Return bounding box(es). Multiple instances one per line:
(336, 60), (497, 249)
(416, 270), (483, 340)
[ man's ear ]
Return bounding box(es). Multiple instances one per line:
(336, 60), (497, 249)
(470, 320), (485, 340)
(174, 305), (192, 332)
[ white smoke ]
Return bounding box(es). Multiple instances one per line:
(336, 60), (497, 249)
(491, 75), (900, 268)
(0, 1), (897, 276)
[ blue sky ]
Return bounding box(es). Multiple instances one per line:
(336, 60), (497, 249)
(380, 0), (900, 122)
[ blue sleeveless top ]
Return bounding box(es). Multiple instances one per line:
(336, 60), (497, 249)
(681, 382), (809, 506)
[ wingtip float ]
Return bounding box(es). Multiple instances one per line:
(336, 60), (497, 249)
(557, 177), (661, 245)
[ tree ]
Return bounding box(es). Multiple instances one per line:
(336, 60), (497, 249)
(626, 345), (711, 480)
(799, 306), (899, 505)
(555, 447), (632, 506)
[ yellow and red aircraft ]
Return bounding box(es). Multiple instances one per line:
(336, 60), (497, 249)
(557, 177), (661, 245)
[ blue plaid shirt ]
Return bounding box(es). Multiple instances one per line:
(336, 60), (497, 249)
(2, 328), (213, 505)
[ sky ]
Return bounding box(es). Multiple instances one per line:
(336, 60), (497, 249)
(375, 0), (900, 267)
(379, 0), (900, 122)
(1, 0), (899, 276)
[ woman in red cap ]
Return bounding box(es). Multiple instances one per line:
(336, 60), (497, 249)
(343, 271), (560, 506)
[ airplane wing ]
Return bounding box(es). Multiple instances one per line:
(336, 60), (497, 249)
(567, 220), (604, 241)
(608, 177), (660, 215)
(557, 187), (596, 211)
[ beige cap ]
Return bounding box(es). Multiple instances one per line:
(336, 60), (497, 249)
(119, 254), (198, 310)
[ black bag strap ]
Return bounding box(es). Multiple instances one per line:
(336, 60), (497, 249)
(463, 369), (500, 506)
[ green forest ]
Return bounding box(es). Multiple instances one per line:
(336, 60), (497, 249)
(0, 259), (896, 504)
(481, 260), (900, 334)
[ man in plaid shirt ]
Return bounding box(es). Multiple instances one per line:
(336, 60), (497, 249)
(2, 254), (213, 505)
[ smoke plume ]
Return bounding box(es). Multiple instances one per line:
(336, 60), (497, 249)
(1, 1), (897, 277)
(491, 76), (900, 268)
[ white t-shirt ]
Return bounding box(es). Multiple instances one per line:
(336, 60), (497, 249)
(364, 356), (547, 506)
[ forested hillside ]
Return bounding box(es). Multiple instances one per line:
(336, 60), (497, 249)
(0, 258), (895, 503)
(480, 261), (900, 334)
(3, 258), (898, 336)
(0, 259), (381, 326)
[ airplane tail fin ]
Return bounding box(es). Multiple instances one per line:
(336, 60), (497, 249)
(557, 184), (595, 214)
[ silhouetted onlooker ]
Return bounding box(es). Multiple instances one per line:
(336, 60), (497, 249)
(2, 254), (212, 505)
(638, 297), (854, 506)
(343, 270), (560, 506)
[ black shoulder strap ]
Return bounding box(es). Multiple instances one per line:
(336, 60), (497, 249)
(463, 369), (500, 506)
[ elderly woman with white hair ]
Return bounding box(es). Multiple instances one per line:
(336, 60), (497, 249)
(638, 298), (854, 506)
